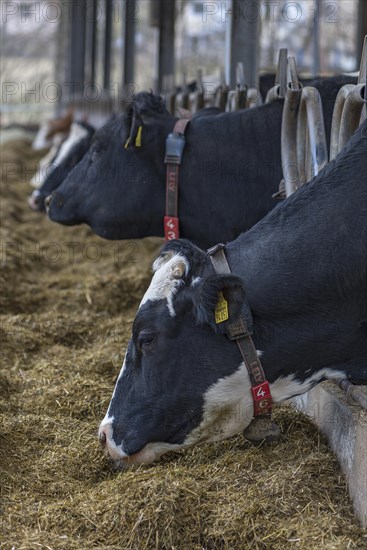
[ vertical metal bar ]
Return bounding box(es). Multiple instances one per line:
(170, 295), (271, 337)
(91, 1), (98, 86)
(55, 0), (69, 113)
(84, 0), (98, 87)
(297, 87), (328, 182)
(104, 0), (113, 90)
(312, 0), (321, 76)
(358, 35), (367, 85)
(276, 48), (288, 97)
(157, 0), (175, 93)
(68, 0), (87, 97)
(281, 58), (302, 196)
(226, 0), (260, 88)
(123, 0), (136, 87)
(357, 2), (367, 70)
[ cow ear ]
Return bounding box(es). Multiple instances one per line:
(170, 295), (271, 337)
(124, 113), (143, 149)
(124, 92), (170, 149)
(178, 274), (246, 332)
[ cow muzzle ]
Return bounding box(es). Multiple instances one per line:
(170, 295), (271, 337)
(45, 191), (64, 212)
(28, 190), (42, 211)
(98, 421), (129, 465)
(98, 421), (174, 466)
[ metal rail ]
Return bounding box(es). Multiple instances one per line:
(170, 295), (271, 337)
(281, 57), (303, 196)
(225, 63), (247, 111)
(265, 48), (288, 104)
(175, 73), (189, 111)
(296, 86), (328, 184)
(188, 69), (204, 114)
(245, 87), (263, 108)
(213, 82), (229, 110)
(330, 35), (367, 159)
(281, 57), (328, 196)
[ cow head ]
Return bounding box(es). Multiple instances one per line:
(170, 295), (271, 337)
(47, 93), (176, 238)
(29, 122), (95, 212)
(99, 240), (255, 466)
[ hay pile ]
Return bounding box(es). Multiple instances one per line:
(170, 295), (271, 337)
(1, 140), (366, 549)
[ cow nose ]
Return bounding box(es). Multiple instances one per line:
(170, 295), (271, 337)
(99, 430), (107, 446)
(28, 191), (40, 211)
(99, 421), (113, 447)
(49, 191), (65, 208)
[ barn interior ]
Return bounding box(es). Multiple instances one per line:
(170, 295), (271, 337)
(1, 1), (367, 548)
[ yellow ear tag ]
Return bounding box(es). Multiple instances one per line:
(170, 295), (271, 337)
(135, 126), (142, 147)
(215, 291), (229, 324)
(124, 136), (131, 149)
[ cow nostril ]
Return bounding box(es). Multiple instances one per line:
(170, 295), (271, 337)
(28, 191), (40, 211)
(99, 431), (107, 446)
(44, 194), (52, 209)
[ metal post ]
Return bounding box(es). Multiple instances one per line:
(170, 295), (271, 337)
(312, 0), (321, 76)
(357, 1), (367, 70)
(226, 0), (260, 88)
(55, 0), (69, 113)
(103, 0), (113, 90)
(123, 0), (136, 87)
(85, 0), (98, 87)
(67, 0), (87, 98)
(157, 0), (176, 93)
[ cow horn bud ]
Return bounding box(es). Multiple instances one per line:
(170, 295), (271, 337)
(172, 261), (185, 279)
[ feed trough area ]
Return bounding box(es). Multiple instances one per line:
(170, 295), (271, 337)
(1, 139), (366, 549)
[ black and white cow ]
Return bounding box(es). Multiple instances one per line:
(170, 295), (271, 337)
(32, 107), (74, 150)
(47, 76), (356, 249)
(29, 122), (95, 212)
(30, 132), (67, 189)
(98, 120), (367, 466)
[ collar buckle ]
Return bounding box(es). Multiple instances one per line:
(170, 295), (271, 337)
(164, 132), (186, 165)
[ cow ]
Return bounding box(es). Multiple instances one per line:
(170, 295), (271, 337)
(28, 122), (95, 212)
(30, 133), (67, 189)
(98, 120), (367, 466)
(47, 76), (356, 250)
(32, 107), (74, 150)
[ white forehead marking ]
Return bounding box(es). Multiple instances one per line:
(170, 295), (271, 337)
(30, 133), (65, 188)
(53, 122), (88, 166)
(32, 122), (51, 150)
(140, 253), (189, 316)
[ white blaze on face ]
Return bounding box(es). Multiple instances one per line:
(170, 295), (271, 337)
(30, 133), (66, 189)
(32, 122), (52, 150)
(99, 357), (128, 457)
(52, 122), (88, 167)
(30, 123), (88, 189)
(140, 253), (189, 316)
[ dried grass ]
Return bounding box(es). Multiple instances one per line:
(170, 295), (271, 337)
(1, 140), (366, 549)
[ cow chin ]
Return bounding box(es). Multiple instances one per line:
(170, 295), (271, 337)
(107, 441), (182, 467)
(119, 410), (252, 467)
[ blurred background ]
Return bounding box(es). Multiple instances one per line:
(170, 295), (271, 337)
(1, 0), (366, 125)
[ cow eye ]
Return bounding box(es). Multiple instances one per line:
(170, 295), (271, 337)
(90, 142), (102, 161)
(137, 330), (155, 351)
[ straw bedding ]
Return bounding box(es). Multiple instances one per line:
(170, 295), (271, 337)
(1, 139), (366, 549)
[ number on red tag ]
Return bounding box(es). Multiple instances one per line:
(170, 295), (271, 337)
(164, 216), (179, 240)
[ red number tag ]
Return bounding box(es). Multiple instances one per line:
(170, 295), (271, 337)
(251, 381), (272, 416)
(164, 216), (179, 240)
